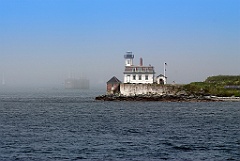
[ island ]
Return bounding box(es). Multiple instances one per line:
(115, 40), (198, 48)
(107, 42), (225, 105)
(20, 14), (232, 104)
(96, 75), (240, 102)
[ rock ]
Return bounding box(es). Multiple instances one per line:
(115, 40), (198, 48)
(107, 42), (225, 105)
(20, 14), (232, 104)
(95, 93), (220, 102)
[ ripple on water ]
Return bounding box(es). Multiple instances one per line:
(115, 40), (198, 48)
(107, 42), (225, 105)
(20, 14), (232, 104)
(0, 91), (239, 160)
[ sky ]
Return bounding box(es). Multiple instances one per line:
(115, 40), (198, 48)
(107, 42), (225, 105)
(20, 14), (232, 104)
(0, 0), (239, 88)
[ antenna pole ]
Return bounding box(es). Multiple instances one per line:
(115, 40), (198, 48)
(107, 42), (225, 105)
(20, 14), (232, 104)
(164, 63), (166, 76)
(164, 62), (167, 84)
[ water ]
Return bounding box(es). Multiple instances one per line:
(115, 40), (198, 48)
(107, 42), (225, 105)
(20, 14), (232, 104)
(0, 88), (239, 160)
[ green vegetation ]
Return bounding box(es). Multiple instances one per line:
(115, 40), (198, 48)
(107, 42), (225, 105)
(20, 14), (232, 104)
(183, 75), (240, 97)
(205, 75), (240, 85)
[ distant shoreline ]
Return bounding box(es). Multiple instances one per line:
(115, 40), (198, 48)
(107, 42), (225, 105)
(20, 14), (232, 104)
(95, 94), (240, 102)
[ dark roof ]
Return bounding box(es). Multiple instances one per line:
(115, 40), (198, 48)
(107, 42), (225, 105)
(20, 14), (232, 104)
(124, 66), (155, 74)
(107, 76), (121, 83)
(124, 53), (134, 59)
(157, 74), (167, 78)
(157, 74), (165, 77)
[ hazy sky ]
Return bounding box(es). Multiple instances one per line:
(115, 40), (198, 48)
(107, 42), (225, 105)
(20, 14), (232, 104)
(0, 0), (239, 88)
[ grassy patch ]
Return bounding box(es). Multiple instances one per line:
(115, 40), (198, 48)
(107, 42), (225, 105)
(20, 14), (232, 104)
(183, 75), (240, 97)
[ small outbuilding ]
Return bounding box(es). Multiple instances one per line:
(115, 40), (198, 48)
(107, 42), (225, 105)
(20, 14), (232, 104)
(156, 74), (167, 85)
(107, 76), (121, 94)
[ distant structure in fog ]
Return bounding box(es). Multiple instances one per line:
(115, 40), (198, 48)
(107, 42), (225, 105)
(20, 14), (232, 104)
(2, 73), (5, 86)
(65, 78), (89, 89)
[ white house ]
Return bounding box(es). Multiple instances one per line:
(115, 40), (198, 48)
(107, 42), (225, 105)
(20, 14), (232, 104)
(123, 52), (155, 84)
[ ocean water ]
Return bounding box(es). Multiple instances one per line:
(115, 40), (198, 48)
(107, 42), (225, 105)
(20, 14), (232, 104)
(0, 88), (239, 161)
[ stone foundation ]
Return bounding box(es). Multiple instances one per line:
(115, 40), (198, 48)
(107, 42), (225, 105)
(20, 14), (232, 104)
(120, 83), (180, 96)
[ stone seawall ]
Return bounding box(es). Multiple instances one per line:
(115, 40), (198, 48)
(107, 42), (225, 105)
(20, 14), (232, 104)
(95, 94), (240, 102)
(96, 83), (240, 102)
(120, 83), (181, 96)
(95, 94), (219, 102)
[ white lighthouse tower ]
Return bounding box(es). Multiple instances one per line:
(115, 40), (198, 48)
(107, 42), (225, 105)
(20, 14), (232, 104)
(124, 51), (134, 66)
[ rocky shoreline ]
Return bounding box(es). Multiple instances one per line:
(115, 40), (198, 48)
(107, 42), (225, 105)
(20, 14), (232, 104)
(95, 94), (229, 102)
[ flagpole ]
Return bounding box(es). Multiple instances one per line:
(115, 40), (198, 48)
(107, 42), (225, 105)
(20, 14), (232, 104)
(164, 62), (167, 84)
(164, 62), (166, 78)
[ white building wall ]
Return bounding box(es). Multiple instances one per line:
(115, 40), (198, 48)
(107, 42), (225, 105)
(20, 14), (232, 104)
(124, 74), (154, 84)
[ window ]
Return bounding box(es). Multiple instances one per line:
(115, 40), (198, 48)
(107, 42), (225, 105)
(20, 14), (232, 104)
(133, 75), (136, 80)
(139, 75), (142, 80)
(126, 75), (130, 83)
(145, 75), (148, 80)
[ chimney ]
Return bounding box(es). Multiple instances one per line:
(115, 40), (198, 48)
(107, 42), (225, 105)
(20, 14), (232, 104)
(140, 57), (143, 66)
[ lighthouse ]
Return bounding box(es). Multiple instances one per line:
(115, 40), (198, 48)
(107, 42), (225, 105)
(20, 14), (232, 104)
(124, 51), (134, 66)
(123, 52), (155, 84)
